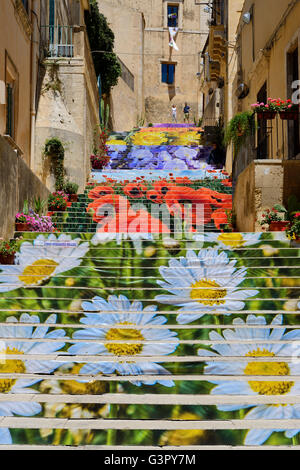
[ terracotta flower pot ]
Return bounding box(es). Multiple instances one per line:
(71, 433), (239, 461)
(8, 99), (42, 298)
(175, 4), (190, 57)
(0, 253), (15, 265)
(269, 221), (289, 231)
(68, 194), (78, 203)
(48, 206), (66, 212)
(15, 222), (29, 232)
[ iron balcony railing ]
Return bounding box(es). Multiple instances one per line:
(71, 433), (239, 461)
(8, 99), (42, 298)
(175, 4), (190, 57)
(41, 25), (74, 58)
(232, 112), (300, 188)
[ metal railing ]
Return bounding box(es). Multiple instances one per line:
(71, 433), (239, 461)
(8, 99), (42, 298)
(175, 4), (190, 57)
(41, 25), (74, 58)
(232, 112), (300, 187)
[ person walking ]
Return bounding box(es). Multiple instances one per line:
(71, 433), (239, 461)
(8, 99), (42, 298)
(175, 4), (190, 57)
(183, 103), (191, 123)
(171, 104), (177, 123)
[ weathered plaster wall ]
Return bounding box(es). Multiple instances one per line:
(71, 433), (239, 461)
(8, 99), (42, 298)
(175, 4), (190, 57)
(234, 160), (285, 232)
(0, 136), (49, 239)
(98, 0), (145, 131)
(98, 0), (209, 128)
(35, 31), (99, 192)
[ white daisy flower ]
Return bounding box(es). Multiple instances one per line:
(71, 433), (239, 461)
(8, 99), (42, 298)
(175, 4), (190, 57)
(91, 232), (153, 255)
(198, 233), (262, 250)
(0, 313), (67, 444)
(0, 234), (89, 292)
(68, 295), (179, 387)
(198, 314), (300, 445)
(155, 248), (259, 324)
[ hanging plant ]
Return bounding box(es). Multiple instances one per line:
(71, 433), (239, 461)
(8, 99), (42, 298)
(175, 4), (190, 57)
(44, 138), (65, 190)
(225, 112), (256, 159)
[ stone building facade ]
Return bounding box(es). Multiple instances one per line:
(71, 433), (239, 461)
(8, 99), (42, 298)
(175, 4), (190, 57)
(99, 0), (210, 129)
(34, 0), (100, 191)
(232, 0), (300, 231)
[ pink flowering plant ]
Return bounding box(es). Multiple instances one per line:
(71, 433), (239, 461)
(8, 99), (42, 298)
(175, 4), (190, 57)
(15, 212), (30, 223)
(26, 214), (55, 232)
(251, 98), (299, 113)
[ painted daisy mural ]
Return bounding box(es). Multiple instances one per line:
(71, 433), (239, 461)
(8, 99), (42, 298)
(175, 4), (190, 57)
(68, 295), (179, 387)
(0, 313), (66, 444)
(197, 315), (300, 445)
(0, 234), (89, 292)
(155, 248), (259, 324)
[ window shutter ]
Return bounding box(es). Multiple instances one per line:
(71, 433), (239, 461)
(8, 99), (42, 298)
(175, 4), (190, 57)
(168, 64), (175, 84)
(162, 64), (168, 83)
(6, 84), (13, 137)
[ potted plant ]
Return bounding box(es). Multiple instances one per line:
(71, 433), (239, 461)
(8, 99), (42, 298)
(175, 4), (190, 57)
(286, 212), (300, 242)
(259, 205), (288, 231)
(64, 181), (79, 202)
(90, 154), (110, 170)
(251, 100), (277, 120)
(225, 112), (256, 159)
(0, 238), (21, 264)
(15, 213), (30, 232)
(278, 100), (299, 120)
(48, 191), (68, 212)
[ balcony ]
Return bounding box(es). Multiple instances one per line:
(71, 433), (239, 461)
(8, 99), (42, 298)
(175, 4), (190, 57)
(41, 25), (74, 58)
(208, 25), (226, 63)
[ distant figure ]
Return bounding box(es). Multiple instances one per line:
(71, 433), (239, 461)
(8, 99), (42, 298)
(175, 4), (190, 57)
(207, 143), (226, 168)
(171, 104), (177, 123)
(183, 103), (191, 123)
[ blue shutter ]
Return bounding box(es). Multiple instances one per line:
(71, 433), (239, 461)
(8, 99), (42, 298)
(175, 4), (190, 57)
(168, 65), (175, 84)
(162, 64), (168, 83)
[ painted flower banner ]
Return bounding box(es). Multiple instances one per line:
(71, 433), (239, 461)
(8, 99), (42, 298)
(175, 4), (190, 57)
(0, 232), (299, 446)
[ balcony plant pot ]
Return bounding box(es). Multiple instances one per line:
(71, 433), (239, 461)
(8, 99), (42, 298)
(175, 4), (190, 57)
(279, 111), (299, 121)
(0, 253), (15, 265)
(257, 111), (277, 120)
(68, 194), (78, 203)
(15, 222), (30, 232)
(48, 206), (66, 212)
(269, 221), (289, 231)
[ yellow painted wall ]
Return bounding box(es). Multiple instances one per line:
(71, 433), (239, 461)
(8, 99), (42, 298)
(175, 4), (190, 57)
(0, 0), (32, 165)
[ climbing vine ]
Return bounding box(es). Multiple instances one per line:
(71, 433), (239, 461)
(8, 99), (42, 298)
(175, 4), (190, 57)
(44, 138), (65, 190)
(84, 0), (121, 95)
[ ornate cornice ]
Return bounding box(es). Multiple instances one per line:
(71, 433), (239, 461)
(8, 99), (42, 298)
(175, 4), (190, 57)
(14, 0), (32, 40)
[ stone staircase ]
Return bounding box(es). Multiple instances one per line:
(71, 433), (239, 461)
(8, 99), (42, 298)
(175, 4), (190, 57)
(1, 126), (300, 449)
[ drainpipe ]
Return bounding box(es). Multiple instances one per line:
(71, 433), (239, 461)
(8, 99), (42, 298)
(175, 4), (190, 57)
(30, 0), (39, 171)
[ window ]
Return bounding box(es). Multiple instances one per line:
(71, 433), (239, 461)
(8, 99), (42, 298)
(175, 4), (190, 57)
(5, 54), (18, 140)
(6, 84), (14, 138)
(256, 82), (268, 159)
(167, 5), (178, 27)
(162, 63), (175, 85)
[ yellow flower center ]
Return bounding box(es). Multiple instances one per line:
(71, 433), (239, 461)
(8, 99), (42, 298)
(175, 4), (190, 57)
(18, 259), (59, 285)
(105, 322), (144, 356)
(244, 348), (294, 395)
(217, 233), (245, 248)
(0, 348), (25, 393)
(60, 364), (107, 395)
(190, 279), (226, 306)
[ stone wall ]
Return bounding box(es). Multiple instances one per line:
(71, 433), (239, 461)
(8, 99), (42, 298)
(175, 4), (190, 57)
(98, 0), (145, 131)
(98, 0), (209, 129)
(234, 160), (285, 232)
(0, 136), (49, 239)
(34, 29), (99, 192)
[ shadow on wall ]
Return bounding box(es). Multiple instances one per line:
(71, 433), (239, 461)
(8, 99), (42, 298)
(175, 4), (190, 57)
(0, 137), (49, 238)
